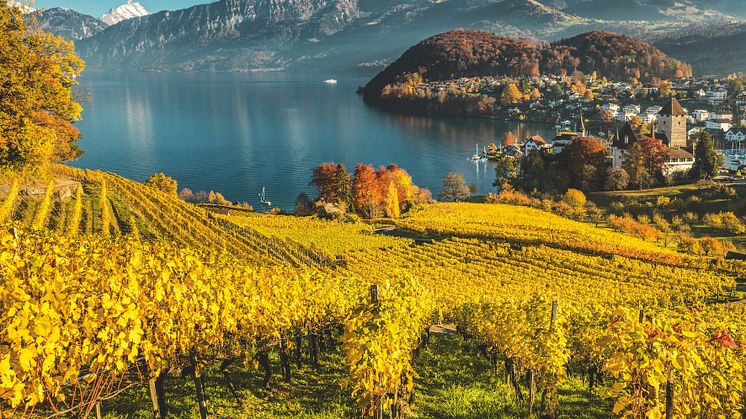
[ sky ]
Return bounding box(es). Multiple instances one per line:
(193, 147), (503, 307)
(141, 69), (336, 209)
(32, 1), (205, 18)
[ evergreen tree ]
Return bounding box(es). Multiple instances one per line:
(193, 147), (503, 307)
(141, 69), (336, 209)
(690, 131), (720, 180)
(494, 155), (517, 190)
(335, 163), (353, 210)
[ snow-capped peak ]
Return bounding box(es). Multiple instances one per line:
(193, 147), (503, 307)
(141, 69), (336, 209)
(5, 0), (35, 14)
(101, 0), (149, 26)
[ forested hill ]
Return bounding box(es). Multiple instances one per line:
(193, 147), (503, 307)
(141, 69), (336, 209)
(363, 30), (691, 102)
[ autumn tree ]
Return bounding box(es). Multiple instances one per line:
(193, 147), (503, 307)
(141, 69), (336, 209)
(628, 115), (643, 130)
(144, 173), (178, 196)
(637, 137), (668, 179)
(599, 109), (615, 125)
(624, 142), (653, 189)
(561, 137), (607, 191)
(658, 80), (672, 98)
(690, 130), (719, 180)
(439, 172), (471, 202)
(604, 167), (629, 191)
(0, 2), (86, 173)
(352, 163), (382, 218)
(383, 181), (400, 218)
(500, 83), (522, 106)
(563, 188), (586, 210)
(310, 162), (348, 203)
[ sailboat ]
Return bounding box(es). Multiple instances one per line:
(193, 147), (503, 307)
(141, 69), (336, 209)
(471, 143), (482, 161)
(259, 186), (271, 207)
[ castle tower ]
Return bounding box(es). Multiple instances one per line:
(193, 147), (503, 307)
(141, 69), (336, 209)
(657, 97), (687, 148)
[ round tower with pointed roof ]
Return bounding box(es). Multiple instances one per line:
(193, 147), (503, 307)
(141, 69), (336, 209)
(657, 97), (687, 148)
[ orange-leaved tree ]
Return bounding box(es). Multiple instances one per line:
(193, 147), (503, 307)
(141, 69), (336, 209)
(0, 2), (85, 173)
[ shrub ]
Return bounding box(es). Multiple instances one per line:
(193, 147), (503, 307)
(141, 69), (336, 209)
(683, 212), (699, 224)
(145, 173), (178, 196)
(700, 237), (732, 257)
(607, 214), (662, 242)
(655, 196), (670, 207)
(610, 201), (626, 214)
(563, 188), (586, 209)
(487, 184), (531, 206)
(677, 234), (703, 255)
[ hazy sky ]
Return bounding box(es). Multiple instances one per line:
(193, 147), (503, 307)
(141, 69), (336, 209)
(32, 1), (206, 18)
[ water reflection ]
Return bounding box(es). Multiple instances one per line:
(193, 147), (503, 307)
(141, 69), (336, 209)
(72, 72), (555, 210)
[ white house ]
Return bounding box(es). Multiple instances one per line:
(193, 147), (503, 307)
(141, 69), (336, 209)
(706, 119), (732, 131)
(665, 148), (696, 175)
(709, 113), (733, 122)
(706, 88), (728, 105)
(602, 103), (620, 112)
(523, 135), (549, 155)
(646, 105), (662, 117)
(623, 104), (641, 115)
(693, 110), (710, 122)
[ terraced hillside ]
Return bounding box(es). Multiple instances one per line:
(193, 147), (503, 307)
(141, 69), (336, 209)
(0, 166), (335, 269)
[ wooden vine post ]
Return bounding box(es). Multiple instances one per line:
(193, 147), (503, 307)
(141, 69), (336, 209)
(189, 356), (209, 419)
(665, 368), (674, 419)
(148, 378), (161, 419)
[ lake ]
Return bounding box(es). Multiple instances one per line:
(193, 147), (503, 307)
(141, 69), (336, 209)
(73, 72), (555, 210)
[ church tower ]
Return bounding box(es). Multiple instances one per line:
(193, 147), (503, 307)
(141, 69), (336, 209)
(657, 97), (687, 148)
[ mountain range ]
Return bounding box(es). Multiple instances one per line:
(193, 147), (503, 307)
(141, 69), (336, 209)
(14, 0), (746, 75)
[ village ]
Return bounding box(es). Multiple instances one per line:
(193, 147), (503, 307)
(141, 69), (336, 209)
(416, 73), (746, 170)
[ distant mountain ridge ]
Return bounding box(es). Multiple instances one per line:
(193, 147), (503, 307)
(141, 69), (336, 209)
(10, 0), (746, 75)
(654, 22), (746, 75)
(33, 8), (108, 41)
(363, 30), (691, 102)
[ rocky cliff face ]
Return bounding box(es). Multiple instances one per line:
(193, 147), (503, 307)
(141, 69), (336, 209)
(32, 8), (108, 41)
(77, 0), (366, 71)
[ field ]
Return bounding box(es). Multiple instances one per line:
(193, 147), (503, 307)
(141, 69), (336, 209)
(1, 167), (745, 418)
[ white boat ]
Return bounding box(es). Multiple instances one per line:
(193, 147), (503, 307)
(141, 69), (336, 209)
(324, 79), (338, 85)
(259, 186), (271, 207)
(471, 143), (482, 161)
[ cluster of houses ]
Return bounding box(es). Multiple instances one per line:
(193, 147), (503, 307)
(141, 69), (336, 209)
(485, 97), (698, 177)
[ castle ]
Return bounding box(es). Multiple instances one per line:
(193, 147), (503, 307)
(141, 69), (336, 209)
(657, 97), (688, 149)
(610, 97), (694, 175)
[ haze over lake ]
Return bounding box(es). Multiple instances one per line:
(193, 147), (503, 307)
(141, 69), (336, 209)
(73, 72), (555, 209)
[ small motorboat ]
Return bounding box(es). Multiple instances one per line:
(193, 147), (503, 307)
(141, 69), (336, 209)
(324, 79), (338, 85)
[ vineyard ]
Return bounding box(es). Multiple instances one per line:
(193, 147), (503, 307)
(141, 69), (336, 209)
(1, 167), (745, 418)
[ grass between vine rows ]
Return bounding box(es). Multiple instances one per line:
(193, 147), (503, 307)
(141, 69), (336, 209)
(97, 334), (613, 418)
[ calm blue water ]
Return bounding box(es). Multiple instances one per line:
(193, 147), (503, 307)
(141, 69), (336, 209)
(73, 72), (555, 210)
